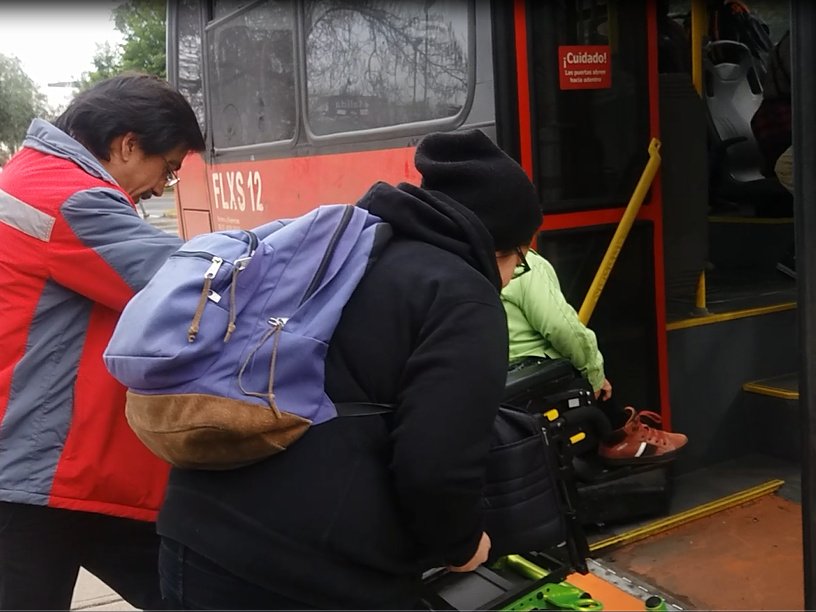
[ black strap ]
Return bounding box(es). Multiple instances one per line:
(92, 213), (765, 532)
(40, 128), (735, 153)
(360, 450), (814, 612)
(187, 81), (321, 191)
(335, 402), (394, 417)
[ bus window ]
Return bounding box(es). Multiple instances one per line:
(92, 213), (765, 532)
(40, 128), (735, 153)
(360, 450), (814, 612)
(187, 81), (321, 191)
(207, 0), (296, 148)
(213, 0), (254, 20)
(530, 0), (650, 212)
(304, 0), (470, 136)
(176, 0), (205, 134)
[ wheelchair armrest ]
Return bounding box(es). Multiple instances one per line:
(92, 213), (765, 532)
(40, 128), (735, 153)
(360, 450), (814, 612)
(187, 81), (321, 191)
(560, 405), (612, 440)
(503, 358), (578, 403)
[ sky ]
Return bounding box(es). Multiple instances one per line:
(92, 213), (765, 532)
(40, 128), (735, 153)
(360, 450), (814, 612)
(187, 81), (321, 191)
(0, 2), (124, 110)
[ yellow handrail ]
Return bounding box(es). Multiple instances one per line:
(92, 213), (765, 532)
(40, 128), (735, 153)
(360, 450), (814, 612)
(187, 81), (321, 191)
(578, 138), (662, 325)
(691, 0), (708, 96)
(691, 0), (708, 313)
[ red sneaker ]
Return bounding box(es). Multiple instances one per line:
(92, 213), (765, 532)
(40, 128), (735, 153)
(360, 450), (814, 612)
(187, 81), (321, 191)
(598, 407), (688, 466)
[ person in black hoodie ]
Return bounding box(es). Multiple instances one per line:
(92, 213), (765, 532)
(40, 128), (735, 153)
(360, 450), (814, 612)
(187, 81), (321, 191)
(156, 129), (544, 610)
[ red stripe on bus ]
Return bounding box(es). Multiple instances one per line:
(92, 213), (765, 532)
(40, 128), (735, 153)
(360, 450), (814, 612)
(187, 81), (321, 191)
(178, 147), (421, 233)
(513, 0), (533, 178)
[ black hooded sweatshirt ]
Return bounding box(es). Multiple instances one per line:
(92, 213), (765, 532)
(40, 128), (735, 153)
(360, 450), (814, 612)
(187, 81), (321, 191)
(157, 182), (510, 609)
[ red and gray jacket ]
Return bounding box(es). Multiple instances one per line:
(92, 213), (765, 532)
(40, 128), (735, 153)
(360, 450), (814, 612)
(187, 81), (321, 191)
(0, 119), (182, 521)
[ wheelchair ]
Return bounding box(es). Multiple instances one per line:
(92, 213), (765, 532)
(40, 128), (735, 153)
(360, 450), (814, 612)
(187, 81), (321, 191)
(503, 358), (675, 527)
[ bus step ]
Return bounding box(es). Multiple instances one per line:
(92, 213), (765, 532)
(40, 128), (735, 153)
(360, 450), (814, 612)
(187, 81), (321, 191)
(708, 214), (793, 272)
(743, 372), (798, 400)
(588, 479), (783, 554)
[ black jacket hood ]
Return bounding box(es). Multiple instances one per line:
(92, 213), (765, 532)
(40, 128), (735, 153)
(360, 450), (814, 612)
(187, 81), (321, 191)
(356, 181), (502, 291)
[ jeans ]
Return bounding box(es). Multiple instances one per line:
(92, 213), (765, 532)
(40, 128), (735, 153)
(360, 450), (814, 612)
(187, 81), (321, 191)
(0, 501), (164, 610)
(159, 537), (314, 610)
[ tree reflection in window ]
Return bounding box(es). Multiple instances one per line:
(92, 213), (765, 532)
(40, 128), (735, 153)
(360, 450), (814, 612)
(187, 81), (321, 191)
(305, 0), (469, 135)
(177, 0), (205, 133)
(208, 1), (296, 148)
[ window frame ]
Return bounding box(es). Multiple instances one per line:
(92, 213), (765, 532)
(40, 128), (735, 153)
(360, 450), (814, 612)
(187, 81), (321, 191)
(197, 0), (476, 156)
(527, 0), (652, 213)
(299, 0), (477, 145)
(167, 0), (208, 138)
(203, 0), (301, 157)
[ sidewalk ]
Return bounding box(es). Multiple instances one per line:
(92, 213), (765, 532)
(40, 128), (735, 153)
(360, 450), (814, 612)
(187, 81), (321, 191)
(138, 194), (179, 236)
(71, 570), (135, 611)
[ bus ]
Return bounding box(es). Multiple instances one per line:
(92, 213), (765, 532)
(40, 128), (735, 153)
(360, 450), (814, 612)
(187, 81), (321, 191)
(166, 0), (815, 608)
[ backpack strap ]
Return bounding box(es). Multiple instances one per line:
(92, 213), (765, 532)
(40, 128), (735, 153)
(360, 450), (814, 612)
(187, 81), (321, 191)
(335, 402), (394, 417)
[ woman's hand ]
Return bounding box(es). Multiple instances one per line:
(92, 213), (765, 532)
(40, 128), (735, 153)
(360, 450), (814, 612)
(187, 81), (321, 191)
(447, 532), (491, 573)
(594, 378), (612, 402)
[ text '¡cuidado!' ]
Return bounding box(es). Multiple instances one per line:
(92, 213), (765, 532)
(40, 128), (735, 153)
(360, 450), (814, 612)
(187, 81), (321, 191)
(563, 51), (608, 66)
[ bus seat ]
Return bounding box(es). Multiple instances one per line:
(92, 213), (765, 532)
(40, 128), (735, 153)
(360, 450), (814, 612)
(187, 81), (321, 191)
(703, 41), (792, 216)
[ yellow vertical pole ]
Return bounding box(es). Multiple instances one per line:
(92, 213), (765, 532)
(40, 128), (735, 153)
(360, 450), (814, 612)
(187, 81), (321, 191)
(691, 0), (707, 96)
(607, 1), (619, 54)
(691, 0), (709, 314)
(694, 268), (708, 315)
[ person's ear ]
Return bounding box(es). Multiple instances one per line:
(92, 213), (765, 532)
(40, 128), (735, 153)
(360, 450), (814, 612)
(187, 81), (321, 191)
(110, 132), (139, 163)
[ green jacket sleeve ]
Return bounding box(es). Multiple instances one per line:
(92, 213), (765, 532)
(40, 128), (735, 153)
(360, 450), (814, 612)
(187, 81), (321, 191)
(501, 250), (606, 391)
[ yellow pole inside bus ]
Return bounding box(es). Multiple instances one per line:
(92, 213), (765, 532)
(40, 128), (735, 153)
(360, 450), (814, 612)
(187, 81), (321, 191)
(691, 0), (709, 313)
(691, 0), (707, 96)
(577, 138), (662, 326)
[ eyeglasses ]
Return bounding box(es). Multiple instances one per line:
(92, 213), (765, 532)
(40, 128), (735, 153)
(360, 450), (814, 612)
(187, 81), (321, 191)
(164, 160), (180, 188)
(513, 247), (531, 279)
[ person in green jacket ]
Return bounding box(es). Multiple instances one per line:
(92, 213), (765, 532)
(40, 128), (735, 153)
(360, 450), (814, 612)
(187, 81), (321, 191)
(502, 249), (687, 465)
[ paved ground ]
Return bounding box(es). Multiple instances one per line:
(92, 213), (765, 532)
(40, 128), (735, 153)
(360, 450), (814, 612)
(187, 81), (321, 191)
(137, 193), (179, 235)
(72, 570), (137, 610)
(71, 194), (179, 610)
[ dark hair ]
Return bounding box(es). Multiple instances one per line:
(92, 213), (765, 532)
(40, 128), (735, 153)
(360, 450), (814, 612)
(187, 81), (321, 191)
(55, 73), (205, 160)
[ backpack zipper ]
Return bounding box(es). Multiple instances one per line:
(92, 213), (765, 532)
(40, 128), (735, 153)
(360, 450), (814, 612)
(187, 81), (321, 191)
(187, 255), (224, 343)
(179, 231), (257, 343)
(300, 206), (354, 306)
(204, 256), (223, 279)
(172, 250), (219, 259)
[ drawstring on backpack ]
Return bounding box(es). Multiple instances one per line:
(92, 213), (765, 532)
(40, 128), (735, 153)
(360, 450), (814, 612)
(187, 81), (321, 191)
(236, 317), (286, 417)
(223, 265), (241, 342)
(187, 256), (223, 343)
(187, 241), (255, 344)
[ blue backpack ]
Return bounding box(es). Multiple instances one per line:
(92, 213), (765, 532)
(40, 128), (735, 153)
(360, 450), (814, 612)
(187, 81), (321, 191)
(104, 204), (391, 469)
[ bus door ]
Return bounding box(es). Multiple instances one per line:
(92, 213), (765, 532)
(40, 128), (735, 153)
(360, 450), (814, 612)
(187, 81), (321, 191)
(511, 0), (665, 422)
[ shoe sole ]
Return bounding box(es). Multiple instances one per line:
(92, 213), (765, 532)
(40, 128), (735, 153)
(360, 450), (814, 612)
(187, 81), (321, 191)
(600, 448), (682, 467)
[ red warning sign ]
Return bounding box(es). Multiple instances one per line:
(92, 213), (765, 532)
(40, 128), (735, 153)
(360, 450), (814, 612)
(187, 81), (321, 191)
(558, 45), (611, 90)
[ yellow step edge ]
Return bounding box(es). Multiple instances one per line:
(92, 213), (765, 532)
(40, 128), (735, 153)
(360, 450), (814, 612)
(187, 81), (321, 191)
(589, 479), (785, 553)
(708, 215), (794, 224)
(667, 302), (796, 331)
(743, 380), (799, 400)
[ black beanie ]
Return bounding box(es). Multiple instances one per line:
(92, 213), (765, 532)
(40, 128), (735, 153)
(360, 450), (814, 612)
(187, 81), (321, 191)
(415, 129), (543, 251)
